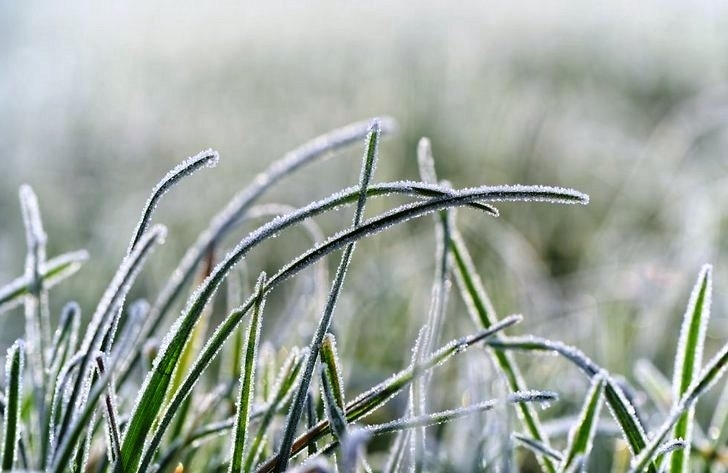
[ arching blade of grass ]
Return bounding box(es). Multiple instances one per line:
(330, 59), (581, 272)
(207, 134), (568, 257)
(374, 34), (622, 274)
(670, 264), (712, 472)
(275, 120), (382, 473)
(126, 149), (219, 255)
(127, 184), (585, 473)
(95, 353), (121, 463)
(558, 373), (606, 472)
(254, 316), (523, 473)
(630, 337), (728, 472)
(229, 273), (267, 473)
(2, 340), (24, 471)
(487, 336), (652, 471)
(0, 249), (88, 315)
(449, 230), (558, 473)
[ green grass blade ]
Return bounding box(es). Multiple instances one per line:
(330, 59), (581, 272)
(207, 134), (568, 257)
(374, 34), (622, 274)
(558, 373), (607, 472)
(243, 349), (307, 473)
(254, 316), (522, 473)
(229, 273), (267, 473)
(670, 264), (712, 472)
(488, 336), (652, 468)
(53, 225), (167, 463)
(513, 434), (564, 462)
(321, 364), (349, 443)
(127, 149), (219, 255)
(274, 120), (381, 473)
(449, 230), (557, 473)
(95, 353), (121, 463)
(630, 337), (728, 471)
(2, 340), (24, 471)
(0, 250), (88, 315)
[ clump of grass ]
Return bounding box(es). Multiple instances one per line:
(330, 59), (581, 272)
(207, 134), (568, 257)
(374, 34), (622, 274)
(0, 117), (726, 472)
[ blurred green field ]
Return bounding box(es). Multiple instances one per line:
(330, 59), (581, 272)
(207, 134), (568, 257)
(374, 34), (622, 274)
(3, 2), (728, 470)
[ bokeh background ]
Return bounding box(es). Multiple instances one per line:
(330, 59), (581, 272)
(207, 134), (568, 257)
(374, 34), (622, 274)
(3, 1), (728, 468)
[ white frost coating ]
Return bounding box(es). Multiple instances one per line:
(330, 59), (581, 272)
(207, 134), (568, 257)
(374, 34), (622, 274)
(19, 184), (47, 252)
(3, 340), (25, 469)
(672, 264), (712, 400)
(416, 137), (437, 184)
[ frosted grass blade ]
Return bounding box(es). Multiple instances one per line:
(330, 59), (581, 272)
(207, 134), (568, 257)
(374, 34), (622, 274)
(513, 434), (564, 462)
(96, 353), (121, 463)
(254, 316), (522, 473)
(275, 120), (382, 473)
(229, 273), (266, 473)
(488, 336), (652, 469)
(321, 364), (348, 443)
(670, 264), (712, 472)
(2, 340), (24, 471)
(341, 428), (370, 473)
(127, 149), (219, 255)
(0, 250), (88, 315)
(450, 230), (558, 473)
(631, 337), (728, 472)
(320, 334), (347, 438)
(558, 373), (606, 472)
(244, 350), (308, 473)
(54, 225), (167, 459)
(315, 392), (559, 463)
(125, 183), (586, 473)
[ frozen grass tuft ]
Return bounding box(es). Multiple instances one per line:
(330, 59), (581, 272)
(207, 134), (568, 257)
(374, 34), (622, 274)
(0, 118), (727, 472)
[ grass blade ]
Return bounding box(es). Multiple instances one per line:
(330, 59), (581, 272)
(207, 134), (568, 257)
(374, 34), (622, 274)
(513, 434), (564, 463)
(0, 250), (88, 315)
(631, 337), (728, 471)
(229, 273), (267, 473)
(488, 336), (652, 469)
(670, 264), (712, 472)
(2, 340), (24, 471)
(450, 229), (558, 473)
(127, 149), (219, 255)
(274, 120), (382, 473)
(254, 316), (522, 473)
(53, 225), (167, 464)
(558, 373), (607, 472)
(320, 334), (347, 442)
(95, 353), (122, 463)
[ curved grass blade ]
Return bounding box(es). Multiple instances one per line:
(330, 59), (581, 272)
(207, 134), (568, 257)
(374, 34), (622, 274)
(2, 340), (24, 471)
(275, 120), (382, 473)
(127, 149), (219, 255)
(254, 316), (522, 473)
(487, 336), (651, 469)
(0, 250), (89, 315)
(229, 273), (267, 473)
(670, 264), (712, 472)
(53, 225), (167, 461)
(558, 373), (607, 472)
(630, 337), (728, 472)
(450, 230), (558, 473)
(124, 183), (585, 473)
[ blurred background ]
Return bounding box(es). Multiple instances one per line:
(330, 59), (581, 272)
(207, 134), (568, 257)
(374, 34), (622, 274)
(3, 1), (728, 467)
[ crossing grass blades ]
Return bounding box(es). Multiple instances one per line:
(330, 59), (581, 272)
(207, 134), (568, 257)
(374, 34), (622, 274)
(0, 117), (726, 472)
